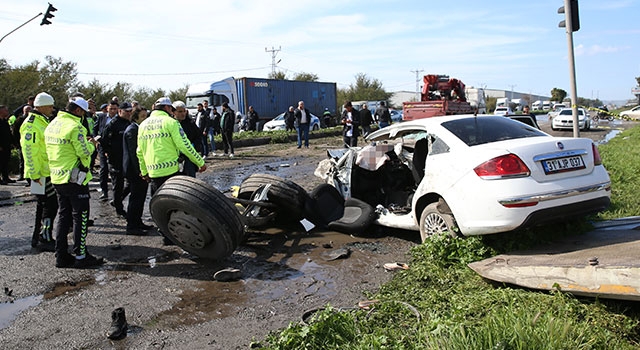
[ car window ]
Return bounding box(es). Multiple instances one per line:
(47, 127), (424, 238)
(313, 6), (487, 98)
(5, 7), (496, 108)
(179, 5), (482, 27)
(442, 117), (546, 146)
(559, 109), (585, 116)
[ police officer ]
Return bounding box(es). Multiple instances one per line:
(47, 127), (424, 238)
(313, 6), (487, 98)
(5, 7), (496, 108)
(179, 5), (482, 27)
(137, 96), (206, 194)
(20, 92), (58, 251)
(45, 97), (103, 268)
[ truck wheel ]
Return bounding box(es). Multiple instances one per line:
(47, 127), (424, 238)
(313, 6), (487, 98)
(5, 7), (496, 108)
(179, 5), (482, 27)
(150, 176), (244, 260)
(238, 173), (309, 221)
(419, 202), (457, 242)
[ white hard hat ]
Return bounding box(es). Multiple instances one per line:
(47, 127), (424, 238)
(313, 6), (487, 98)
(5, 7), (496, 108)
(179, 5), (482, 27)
(155, 96), (172, 106)
(34, 92), (54, 107)
(71, 97), (89, 112)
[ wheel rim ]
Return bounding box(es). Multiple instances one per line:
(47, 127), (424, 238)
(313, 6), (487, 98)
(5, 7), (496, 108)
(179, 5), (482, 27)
(167, 210), (213, 249)
(423, 212), (449, 236)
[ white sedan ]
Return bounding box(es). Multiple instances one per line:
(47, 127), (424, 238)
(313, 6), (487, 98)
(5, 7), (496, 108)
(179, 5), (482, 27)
(619, 105), (640, 120)
(263, 112), (321, 131)
(551, 108), (590, 131)
(315, 115), (611, 241)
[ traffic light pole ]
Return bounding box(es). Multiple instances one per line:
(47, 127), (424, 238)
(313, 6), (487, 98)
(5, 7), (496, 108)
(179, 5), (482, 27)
(563, 0), (580, 137)
(0, 12), (43, 44)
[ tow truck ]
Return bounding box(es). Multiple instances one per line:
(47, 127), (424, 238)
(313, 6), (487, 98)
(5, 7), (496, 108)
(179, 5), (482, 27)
(402, 74), (476, 120)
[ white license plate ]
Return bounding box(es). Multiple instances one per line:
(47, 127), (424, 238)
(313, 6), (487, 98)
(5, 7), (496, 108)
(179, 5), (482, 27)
(542, 156), (585, 174)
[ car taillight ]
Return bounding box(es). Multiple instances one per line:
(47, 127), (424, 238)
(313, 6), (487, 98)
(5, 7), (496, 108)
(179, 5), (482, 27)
(474, 154), (530, 179)
(592, 143), (602, 165)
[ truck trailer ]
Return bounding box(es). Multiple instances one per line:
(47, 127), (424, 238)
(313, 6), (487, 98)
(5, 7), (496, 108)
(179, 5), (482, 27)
(185, 77), (337, 130)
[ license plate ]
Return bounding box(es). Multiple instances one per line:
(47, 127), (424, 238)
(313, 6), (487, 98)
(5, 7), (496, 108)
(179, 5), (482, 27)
(542, 156), (585, 174)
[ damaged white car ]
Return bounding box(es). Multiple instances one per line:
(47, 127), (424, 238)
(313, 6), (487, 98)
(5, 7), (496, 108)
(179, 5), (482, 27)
(315, 115), (611, 241)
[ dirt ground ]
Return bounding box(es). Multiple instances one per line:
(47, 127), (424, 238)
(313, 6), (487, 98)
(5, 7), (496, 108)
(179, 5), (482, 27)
(0, 133), (418, 349)
(0, 117), (632, 349)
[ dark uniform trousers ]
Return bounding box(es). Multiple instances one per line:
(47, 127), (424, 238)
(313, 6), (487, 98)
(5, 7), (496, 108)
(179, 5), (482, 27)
(109, 167), (130, 212)
(126, 174), (148, 229)
(53, 183), (90, 257)
(32, 178), (58, 246)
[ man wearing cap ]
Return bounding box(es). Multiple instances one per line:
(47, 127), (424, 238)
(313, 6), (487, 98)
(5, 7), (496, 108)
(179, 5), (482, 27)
(45, 97), (103, 268)
(137, 97), (206, 195)
(172, 100), (203, 177)
(101, 102), (133, 217)
(20, 92), (58, 251)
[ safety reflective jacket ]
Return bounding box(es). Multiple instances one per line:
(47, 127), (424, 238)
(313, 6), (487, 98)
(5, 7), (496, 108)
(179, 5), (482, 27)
(136, 109), (204, 178)
(20, 110), (51, 180)
(44, 111), (95, 185)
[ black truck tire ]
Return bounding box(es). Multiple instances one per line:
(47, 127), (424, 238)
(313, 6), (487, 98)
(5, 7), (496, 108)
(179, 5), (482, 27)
(150, 176), (244, 260)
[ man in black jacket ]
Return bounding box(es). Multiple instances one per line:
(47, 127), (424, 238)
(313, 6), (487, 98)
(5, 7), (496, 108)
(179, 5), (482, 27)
(247, 106), (259, 131)
(360, 103), (374, 137)
(94, 101), (118, 200)
(374, 101), (392, 128)
(341, 101), (361, 147)
(220, 102), (235, 157)
(294, 101), (311, 148)
(173, 101), (203, 176)
(122, 107), (151, 235)
(101, 102), (132, 217)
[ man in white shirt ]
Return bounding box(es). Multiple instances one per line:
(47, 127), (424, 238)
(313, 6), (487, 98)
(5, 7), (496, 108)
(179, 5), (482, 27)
(294, 100), (311, 148)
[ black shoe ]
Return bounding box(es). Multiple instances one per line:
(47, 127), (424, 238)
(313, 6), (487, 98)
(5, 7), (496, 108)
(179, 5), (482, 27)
(0, 181), (7, 185)
(55, 252), (76, 268)
(126, 227), (147, 236)
(73, 254), (105, 269)
(3, 178), (16, 184)
(17, 177), (25, 181)
(107, 307), (128, 340)
(138, 223), (154, 230)
(98, 194), (109, 201)
(37, 240), (56, 252)
(87, 219), (94, 227)
(116, 209), (127, 218)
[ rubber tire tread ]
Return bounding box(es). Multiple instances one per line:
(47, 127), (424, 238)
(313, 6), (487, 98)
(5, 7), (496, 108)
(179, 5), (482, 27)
(238, 173), (309, 220)
(150, 176), (244, 259)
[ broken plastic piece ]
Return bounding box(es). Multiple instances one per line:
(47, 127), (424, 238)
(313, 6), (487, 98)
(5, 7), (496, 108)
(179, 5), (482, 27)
(383, 262), (409, 271)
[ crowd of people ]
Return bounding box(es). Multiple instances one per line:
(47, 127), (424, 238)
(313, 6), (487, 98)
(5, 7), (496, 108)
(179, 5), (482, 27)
(1, 92), (207, 268)
(0, 93), (397, 269)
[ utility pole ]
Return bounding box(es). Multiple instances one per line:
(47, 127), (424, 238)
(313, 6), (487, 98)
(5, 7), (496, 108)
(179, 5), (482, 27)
(410, 69), (424, 101)
(508, 84), (517, 100)
(265, 46), (281, 76)
(558, 0), (580, 137)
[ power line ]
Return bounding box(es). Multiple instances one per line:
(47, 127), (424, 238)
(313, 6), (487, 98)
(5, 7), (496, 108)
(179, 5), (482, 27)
(75, 66), (271, 77)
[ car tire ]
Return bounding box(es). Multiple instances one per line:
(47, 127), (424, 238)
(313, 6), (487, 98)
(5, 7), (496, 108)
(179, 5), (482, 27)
(238, 173), (309, 221)
(419, 201), (457, 242)
(312, 124), (320, 131)
(327, 197), (377, 235)
(150, 176), (244, 260)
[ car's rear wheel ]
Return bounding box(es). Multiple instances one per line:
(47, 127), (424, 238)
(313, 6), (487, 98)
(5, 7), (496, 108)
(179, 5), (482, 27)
(419, 202), (456, 242)
(312, 124), (320, 131)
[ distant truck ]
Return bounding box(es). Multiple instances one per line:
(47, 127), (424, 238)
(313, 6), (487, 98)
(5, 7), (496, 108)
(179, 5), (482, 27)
(402, 74), (475, 121)
(465, 87), (487, 114)
(185, 77), (337, 130)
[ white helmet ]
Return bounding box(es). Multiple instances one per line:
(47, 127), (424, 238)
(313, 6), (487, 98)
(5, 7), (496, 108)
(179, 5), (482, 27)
(34, 92), (54, 107)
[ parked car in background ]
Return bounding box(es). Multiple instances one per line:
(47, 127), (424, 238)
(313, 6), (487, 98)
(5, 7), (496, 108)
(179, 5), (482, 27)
(493, 106), (513, 115)
(263, 112), (321, 131)
(547, 103), (567, 120)
(551, 108), (591, 131)
(619, 105), (640, 120)
(316, 115), (610, 241)
(389, 109), (403, 123)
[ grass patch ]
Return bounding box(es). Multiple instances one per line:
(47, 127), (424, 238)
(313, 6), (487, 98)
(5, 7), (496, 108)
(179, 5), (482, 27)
(261, 124), (640, 349)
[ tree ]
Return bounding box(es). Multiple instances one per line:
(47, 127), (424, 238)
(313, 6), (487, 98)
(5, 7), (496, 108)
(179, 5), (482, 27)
(636, 76), (640, 86)
(169, 85), (189, 104)
(292, 72), (318, 82)
(337, 73), (392, 106)
(268, 71), (287, 80)
(486, 96), (497, 113)
(550, 88), (567, 103)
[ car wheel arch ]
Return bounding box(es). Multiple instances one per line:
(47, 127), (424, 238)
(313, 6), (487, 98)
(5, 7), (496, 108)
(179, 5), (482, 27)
(414, 193), (446, 223)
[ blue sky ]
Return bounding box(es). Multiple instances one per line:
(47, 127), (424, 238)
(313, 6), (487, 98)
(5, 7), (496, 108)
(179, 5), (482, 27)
(1, 0), (638, 103)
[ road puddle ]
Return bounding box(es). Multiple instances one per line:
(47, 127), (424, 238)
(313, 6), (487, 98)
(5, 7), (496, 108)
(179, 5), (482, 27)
(44, 278), (96, 299)
(0, 295), (43, 330)
(596, 129), (622, 145)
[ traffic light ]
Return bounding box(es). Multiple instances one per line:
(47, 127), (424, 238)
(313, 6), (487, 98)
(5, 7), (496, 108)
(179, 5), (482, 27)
(40, 3), (57, 26)
(558, 0), (580, 32)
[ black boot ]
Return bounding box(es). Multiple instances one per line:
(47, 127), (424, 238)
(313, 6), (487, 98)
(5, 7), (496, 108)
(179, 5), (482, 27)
(107, 307), (128, 340)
